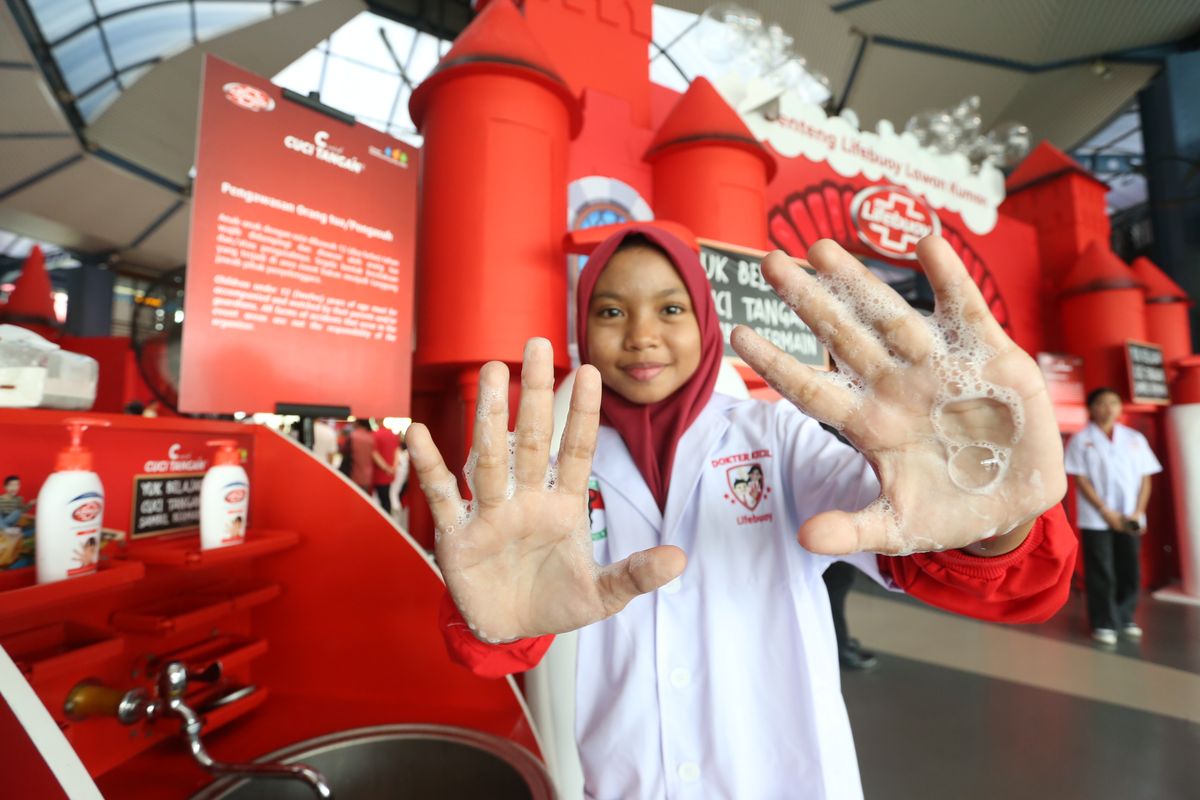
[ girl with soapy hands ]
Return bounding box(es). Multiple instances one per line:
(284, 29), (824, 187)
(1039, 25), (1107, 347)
(407, 225), (1077, 799)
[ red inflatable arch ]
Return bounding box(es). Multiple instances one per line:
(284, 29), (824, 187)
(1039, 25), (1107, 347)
(767, 182), (1012, 333)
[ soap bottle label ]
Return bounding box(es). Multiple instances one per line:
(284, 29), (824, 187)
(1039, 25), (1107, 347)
(67, 491), (103, 576)
(220, 482), (248, 545)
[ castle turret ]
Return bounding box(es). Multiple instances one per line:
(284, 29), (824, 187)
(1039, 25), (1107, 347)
(1057, 241), (1146, 395)
(0, 245), (59, 339)
(1002, 142), (1111, 289)
(409, 0), (580, 374)
(644, 78), (776, 249)
(1131, 255), (1193, 371)
(406, 0), (581, 546)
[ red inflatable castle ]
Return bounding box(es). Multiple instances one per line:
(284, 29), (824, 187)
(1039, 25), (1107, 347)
(1, 0), (1196, 796)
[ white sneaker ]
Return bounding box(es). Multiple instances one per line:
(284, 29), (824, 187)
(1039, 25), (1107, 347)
(1092, 628), (1117, 645)
(1121, 624), (1143, 640)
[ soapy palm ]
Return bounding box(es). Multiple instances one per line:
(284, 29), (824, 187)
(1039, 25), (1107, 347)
(732, 236), (1066, 555)
(407, 340), (685, 642)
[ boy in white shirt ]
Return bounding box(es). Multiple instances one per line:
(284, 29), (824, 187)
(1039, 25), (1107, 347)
(1064, 387), (1162, 645)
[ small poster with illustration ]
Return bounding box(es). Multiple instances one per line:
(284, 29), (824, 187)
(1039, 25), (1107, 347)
(68, 529), (101, 577)
(222, 513), (246, 546)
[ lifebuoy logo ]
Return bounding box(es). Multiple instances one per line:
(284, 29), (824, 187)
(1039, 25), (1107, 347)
(850, 186), (940, 260)
(72, 500), (102, 522)
(225, 489), (247, 503)
(222, 82), (275, 112)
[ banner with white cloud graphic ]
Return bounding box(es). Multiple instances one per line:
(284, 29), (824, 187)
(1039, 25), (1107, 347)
(725, 85), (1005, 236)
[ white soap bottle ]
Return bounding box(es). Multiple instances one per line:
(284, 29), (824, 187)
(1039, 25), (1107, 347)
(36, 417), (110, 584)
(200, 439), (249, 549)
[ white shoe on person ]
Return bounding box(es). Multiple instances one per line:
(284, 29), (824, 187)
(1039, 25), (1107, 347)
(1121, 624), (1143, 640)
(1092, 628), (1117, 645)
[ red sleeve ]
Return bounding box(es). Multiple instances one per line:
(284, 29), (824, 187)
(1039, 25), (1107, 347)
(876, 503), (1078, 624)
(438, 593), (555, 678)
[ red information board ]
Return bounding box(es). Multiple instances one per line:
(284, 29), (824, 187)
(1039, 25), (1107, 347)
(1037, 352), (1088, 433)
(182, 56), (417, 417)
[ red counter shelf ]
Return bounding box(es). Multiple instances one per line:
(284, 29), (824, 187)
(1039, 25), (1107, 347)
(110, 581), (282, 637)
(146, 634), (269, 676)
(0, 559), (146, 624)
(1, 409), (544, 798)
(2, 621), (124, 685)
(0, 529), (295, 627)
(130, 529), (299, 568)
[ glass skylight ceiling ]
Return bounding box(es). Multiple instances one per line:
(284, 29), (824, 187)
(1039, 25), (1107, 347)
(16, 1), (1151, 216)
(26, 0), (301, 122)
(272, 10), (449, 147)
(269, 4), (833, 148)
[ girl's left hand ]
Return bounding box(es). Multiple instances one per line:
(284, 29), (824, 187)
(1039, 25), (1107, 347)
(731, 236), (1067, 556)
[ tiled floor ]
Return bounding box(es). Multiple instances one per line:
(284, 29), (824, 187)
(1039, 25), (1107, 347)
(840, 583), (1200, 799)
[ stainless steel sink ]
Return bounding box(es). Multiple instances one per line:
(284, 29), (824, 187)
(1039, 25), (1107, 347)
(190, 724), (556, 799)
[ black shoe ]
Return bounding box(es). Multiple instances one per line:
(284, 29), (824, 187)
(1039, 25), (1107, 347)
(839, 647), (879, 671)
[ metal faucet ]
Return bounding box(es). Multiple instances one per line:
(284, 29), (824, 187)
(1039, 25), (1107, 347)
(65, 662), (332, 799)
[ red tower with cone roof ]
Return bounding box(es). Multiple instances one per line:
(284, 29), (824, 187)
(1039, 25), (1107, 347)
(1057, 241), (1146, 396)
(407, 0), (581, 547)
(1002, 142), (1112, 291)
(0, 245), (59, 339)
(1131, 256), (1193, 371)
(644, 78), (776, 249)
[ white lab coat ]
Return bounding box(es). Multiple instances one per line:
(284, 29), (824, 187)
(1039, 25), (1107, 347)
(1063, 422), (1162, 530)
(575, 392), (891, 800)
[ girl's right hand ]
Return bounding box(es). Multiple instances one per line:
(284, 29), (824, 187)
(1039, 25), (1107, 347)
(406, 338), (687, 643)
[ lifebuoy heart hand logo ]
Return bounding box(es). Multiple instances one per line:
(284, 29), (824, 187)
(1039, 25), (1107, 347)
(726, 464), (766, 511)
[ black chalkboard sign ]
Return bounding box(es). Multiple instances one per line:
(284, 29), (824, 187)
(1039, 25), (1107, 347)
(698, 240), (828, 368)
(1126, 341), (1170, 405)
(130, 473), (204, 539)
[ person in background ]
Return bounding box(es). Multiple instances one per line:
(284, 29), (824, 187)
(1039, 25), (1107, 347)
(372, 422), (399, 513)
(349, 418), (376, 496)
(388, 437), (411, 525)
(0, 475), (32, 529)
(337, 422), (354, 478)
(312, 418), (340, 467)
(817, 422), (879, 672)
(1064, 387), (1162, 646)
(823, 561), (879, 671)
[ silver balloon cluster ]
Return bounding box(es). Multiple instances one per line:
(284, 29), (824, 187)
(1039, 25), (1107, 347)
(905, 96), (1031, 171)
(697, 3), (832, 99)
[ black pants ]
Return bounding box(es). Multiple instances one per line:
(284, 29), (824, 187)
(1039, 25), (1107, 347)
(375, 485), (392, 514)
(1081, 527), (1141, 631)
(823, 560), (856, 653)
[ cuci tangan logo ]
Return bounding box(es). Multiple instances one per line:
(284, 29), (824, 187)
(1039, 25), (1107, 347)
(225, 489), (247, 503)
(850, 185), (940, 260)
(222, 82), (275, 112)
(72, 501), (102, 522)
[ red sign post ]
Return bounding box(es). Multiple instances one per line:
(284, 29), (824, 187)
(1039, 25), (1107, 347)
(182, 56), (417, 417)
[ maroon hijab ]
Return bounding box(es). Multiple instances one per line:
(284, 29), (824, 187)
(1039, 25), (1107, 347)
(576, 224), (724, 510)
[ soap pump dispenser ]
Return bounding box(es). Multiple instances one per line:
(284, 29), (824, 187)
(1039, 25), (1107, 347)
(200, 440), (249, 549)
(36, 417), (110, 584)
